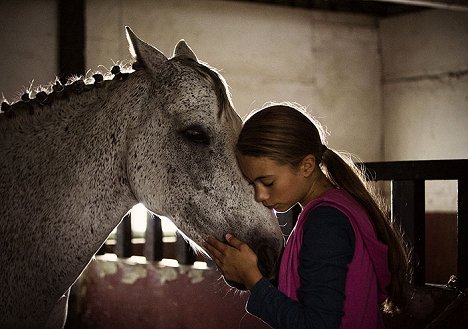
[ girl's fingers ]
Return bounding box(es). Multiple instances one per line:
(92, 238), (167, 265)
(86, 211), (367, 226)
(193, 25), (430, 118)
(205, 236), (227, 251)
(204, 236), (228, 260)
(225, 234), (245, 249)
(203, 238), (229, 275)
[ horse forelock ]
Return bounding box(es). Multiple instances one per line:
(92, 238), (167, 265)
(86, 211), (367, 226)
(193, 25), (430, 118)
(169, 56), (241, 129)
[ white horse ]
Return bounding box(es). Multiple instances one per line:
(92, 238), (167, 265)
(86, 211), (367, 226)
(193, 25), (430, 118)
(0, 27), (283, 328)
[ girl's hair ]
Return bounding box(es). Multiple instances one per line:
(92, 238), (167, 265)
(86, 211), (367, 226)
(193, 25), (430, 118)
(237, 103), (410, 313)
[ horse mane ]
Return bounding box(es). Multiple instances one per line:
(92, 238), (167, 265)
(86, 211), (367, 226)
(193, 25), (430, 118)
(1, 57), (239, 127)
(0, 62), (138, 120)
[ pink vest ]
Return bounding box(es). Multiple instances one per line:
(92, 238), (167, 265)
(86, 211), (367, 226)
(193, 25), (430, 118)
(278, 189), (390, 328)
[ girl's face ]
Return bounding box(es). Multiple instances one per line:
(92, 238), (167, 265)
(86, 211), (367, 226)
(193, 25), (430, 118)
(237, 155), (314, 213)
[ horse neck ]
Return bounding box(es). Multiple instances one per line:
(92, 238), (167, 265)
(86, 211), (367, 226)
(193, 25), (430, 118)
(49, 76), (146, 219)
(0, 74), (155, 318)
(2, 74), (146, 263)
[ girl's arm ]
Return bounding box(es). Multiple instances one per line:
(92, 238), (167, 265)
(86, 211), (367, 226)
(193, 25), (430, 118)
(205, 206), (355, 329)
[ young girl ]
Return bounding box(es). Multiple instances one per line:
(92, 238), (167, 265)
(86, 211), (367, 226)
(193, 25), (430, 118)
(205, 104), (410, 328)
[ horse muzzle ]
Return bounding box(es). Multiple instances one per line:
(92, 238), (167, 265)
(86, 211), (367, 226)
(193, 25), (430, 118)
(225, 237), (283, 291)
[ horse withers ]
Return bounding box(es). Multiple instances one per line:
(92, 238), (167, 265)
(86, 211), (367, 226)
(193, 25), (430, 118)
(0, 27), (283, 328)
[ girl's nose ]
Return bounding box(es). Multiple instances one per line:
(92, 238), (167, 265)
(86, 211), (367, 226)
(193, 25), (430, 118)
(254, 186), (269, 203)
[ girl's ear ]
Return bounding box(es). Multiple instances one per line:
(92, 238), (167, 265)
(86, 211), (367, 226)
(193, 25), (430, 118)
(301, 154), (316, 177)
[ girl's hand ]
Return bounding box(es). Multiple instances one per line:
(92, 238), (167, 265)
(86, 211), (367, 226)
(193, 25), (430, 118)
(204, 234), (263, 290)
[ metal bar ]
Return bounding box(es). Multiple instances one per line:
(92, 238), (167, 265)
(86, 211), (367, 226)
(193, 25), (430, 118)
(116, 213), (132, 258)
(144, 213), (164, 261)
(392, 180), (426, 286)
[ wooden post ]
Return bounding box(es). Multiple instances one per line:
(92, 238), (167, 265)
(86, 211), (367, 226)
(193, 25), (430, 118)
(392, 180), (426, 286)
(96, 243), (106, 255)
(116, 213), (132, 258)
(176, 232), (197, 265)
(144, 212), (164, 261)
(458, 179), (468, 287)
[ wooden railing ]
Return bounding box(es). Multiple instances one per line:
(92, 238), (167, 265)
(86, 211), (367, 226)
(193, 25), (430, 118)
(99, 159), (468, 288)
(98, 212), (199, 264)
(363, 159), (467, 288)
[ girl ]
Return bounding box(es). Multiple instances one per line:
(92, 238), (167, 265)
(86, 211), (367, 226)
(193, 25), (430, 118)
(205, 104), (410, 328)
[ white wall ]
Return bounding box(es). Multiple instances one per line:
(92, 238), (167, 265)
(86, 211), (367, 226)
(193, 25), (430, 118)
(86, 0), (383, 161)
(380, 9), (468, 161)
(379, 9), (468, 211)
(0, 0), (57, 101)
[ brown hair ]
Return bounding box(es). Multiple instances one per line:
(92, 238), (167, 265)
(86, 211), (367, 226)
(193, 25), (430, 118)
(237, 103), (410, 313)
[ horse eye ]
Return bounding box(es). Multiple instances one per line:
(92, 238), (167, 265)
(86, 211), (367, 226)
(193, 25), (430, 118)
(182, 126), (210, 145)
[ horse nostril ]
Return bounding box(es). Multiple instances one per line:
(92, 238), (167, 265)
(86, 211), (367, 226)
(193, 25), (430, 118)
(256, 243), (278, 280)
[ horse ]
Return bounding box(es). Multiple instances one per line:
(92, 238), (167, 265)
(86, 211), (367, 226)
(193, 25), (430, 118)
(0, 27), (284, 329)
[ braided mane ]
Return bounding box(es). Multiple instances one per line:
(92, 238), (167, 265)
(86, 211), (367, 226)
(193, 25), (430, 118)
(0, 62), (140, 119)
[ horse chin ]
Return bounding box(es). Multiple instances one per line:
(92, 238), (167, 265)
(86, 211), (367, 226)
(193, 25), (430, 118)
(224, 273), (278, 291)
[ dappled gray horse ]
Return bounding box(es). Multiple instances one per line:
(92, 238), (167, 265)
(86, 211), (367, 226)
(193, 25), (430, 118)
(0, 28), (283, 328)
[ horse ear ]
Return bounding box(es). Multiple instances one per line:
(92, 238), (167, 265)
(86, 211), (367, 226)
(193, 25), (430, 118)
(173, 40), (198, 62)
(125, 26), (167, 69)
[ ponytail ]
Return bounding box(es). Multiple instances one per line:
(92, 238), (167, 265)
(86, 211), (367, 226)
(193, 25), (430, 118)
(321, 147), (411, 313)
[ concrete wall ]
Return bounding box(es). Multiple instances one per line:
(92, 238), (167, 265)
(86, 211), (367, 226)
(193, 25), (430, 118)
(380, 9), (468, 162)
(0, 0), (57, 101)
(379, 9), (468, 212)
(85, 0), (383, 161)
(2, 3), (465, 164)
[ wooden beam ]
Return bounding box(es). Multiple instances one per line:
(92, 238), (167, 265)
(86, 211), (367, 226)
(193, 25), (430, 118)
(362, 160), (468, 181)
(366, 0), (468, 11)
(58, 0), (85, 83)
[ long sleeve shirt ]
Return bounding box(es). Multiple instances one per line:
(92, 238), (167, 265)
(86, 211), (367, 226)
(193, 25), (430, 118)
(247, 206), (355, 329)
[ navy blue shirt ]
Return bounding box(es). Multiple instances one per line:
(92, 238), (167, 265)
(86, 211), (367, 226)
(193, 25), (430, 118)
(247, 206), (356, 329)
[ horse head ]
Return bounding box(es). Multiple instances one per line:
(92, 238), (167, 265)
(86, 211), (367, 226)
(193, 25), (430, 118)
(124, 28), (284, 287)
